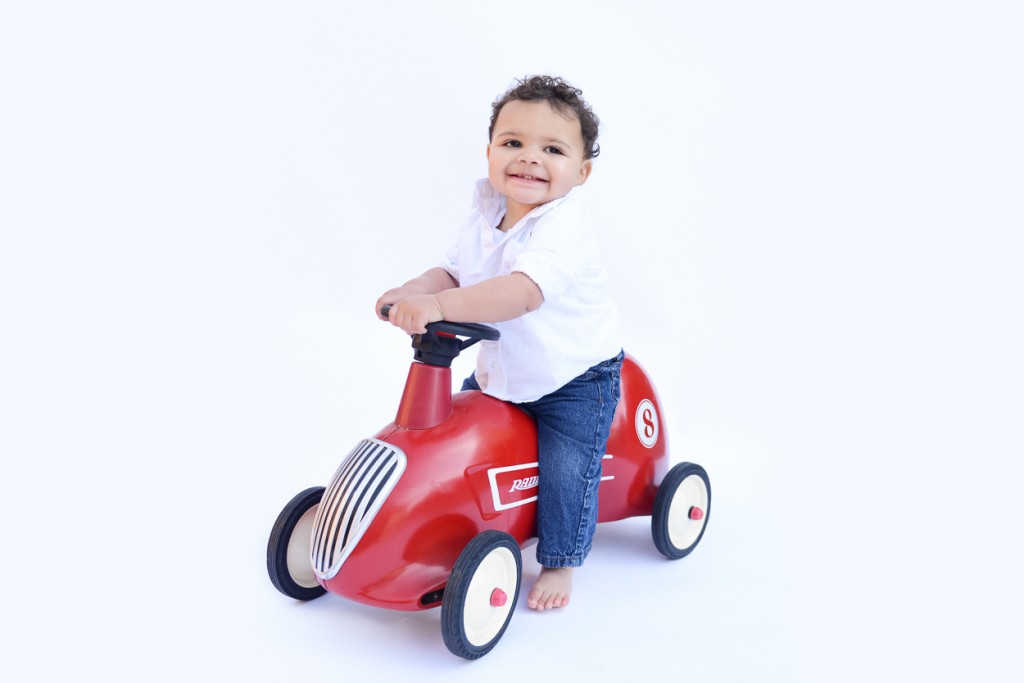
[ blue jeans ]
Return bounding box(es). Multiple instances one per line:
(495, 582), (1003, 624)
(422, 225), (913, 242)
(462, 350), (623, 568)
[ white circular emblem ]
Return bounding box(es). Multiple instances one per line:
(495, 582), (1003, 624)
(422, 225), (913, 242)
(635, 399), (659, 448)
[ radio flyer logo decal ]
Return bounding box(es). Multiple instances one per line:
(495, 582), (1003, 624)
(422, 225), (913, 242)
(488, 463), (540, 511)
(486, 456), (617, 512)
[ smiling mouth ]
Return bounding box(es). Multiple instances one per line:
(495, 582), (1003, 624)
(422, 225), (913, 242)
(511, 173), (547, 183)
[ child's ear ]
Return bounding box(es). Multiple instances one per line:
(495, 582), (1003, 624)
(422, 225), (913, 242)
(575, 159), (593, 186)
(486, 143), (491, 161)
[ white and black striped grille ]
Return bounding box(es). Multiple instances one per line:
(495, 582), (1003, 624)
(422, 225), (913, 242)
(311, 439), (407, 580)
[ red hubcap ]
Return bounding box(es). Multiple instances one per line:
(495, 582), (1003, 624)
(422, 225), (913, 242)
(490, 588), (508, 607)
(688, 506), (704, 521)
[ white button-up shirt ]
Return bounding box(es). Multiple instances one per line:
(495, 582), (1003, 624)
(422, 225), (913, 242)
(442, 179), (621, 403)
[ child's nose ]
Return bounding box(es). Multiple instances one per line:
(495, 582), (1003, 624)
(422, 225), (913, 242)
(517, 147), (541, 164)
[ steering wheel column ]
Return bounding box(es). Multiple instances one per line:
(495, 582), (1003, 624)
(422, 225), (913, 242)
(381, 306), (501, 430)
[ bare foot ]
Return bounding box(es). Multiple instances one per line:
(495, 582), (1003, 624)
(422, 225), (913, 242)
(527, 567), (573, 611)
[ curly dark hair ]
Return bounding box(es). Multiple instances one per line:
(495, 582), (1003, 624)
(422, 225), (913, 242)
(488, 75), (601, 160)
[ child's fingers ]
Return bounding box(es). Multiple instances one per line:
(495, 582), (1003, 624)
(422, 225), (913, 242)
(376, 290), (404, 320)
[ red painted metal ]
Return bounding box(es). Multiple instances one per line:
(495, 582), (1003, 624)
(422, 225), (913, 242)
(320, 353), (674, 611)
(394, 362), (452, 429)
(599, 354), (668, 522)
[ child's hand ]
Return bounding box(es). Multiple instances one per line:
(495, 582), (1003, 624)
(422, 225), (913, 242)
(375, 268), (459, 322)
(375, 287), (415, 321)
(385, 295), (444, 335)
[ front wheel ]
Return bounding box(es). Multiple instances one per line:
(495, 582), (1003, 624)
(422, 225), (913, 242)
(267, 486), (327, 600)
(652, 462), (711, 559)
(441, 530), (522, 660)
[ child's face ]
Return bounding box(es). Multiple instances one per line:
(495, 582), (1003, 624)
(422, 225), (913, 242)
(487, 99), (593, 218)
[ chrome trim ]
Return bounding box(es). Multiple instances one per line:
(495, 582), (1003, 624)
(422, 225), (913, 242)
(311, 438), (406, 580)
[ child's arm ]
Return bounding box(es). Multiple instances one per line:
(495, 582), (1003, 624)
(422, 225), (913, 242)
(384, 272), (543, 335)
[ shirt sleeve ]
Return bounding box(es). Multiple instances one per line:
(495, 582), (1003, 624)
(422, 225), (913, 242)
(441, 237), (460, 283)
(510, 198), (596, 301)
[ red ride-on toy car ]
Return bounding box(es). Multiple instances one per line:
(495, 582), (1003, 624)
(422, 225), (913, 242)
(267, 314), (711, 659)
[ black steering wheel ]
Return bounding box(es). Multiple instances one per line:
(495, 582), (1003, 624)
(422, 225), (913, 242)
(379, 305), (500, 342)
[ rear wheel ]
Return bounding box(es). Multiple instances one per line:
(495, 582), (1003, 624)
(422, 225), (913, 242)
(267, 486), (327, 600)
(441, 530), (522, 660)
(652, 463), (711, 559)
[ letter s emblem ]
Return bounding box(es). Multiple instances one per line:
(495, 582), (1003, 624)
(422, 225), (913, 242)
(635, 399), (659, 448)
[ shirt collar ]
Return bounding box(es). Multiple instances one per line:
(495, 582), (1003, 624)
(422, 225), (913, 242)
(472, 179), (579, 232)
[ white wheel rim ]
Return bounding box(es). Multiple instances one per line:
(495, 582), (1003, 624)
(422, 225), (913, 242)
(668, 474), (709, 551)
(286, 506), (320, 589)
(463, 546), (518, 648)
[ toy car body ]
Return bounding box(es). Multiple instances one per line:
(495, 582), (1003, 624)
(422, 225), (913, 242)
(268, 320), (710, 659)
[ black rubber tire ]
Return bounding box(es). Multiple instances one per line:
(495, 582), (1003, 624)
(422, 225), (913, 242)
(267, 486), (327, 600)
(441, 530), (522, 660)
(652, 462), (711, 560)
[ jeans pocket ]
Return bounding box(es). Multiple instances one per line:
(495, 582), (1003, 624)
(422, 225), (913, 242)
(579, 351), (624, 382)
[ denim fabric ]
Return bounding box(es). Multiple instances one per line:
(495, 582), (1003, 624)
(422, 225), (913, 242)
(462, 350), (623, 568)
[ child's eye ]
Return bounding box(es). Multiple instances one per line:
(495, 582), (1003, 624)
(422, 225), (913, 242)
(545, 146), (564, 155)
(503, 140), (522, 148)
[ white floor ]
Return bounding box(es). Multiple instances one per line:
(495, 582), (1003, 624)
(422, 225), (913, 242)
(2, 2), (1022, 681)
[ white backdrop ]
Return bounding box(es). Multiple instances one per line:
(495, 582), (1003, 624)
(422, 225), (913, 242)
(2, 1), (1022, 681)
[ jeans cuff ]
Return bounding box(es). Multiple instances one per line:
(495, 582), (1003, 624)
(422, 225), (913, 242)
(536, 549), (590, 569)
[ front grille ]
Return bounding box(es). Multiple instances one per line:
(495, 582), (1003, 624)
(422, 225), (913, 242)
(311, 439), (407, 580)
